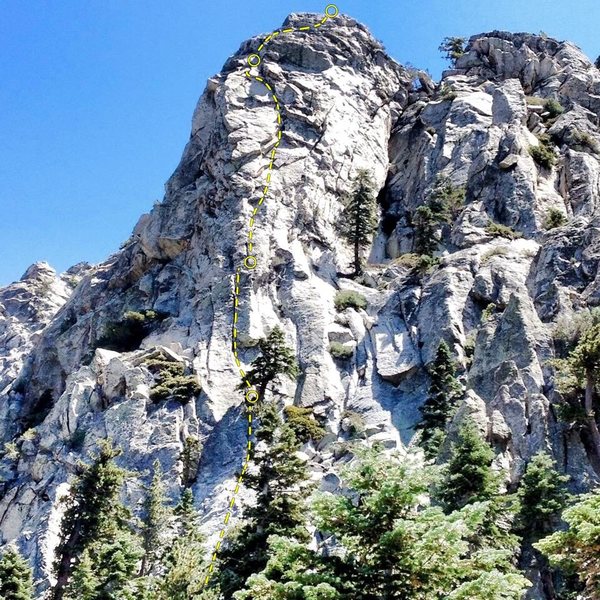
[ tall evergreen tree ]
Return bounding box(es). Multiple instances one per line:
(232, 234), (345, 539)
(438, 419), (497, 512)
(340, 169), (378, 276)
(416, 340), (463, 458)
(52, 440), (139, 600)
(139, 460), (171, 576)
(217, 403), (313, 596)
(158, 488), (206, 599)
(516, 452), (570, 540)
(413, 205), (440, 256)
(242, 327), (298, 399)
(553, 322), (600, 461)
(0, 546), (34, 600)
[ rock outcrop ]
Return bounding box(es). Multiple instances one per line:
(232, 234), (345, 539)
(2, 17), (600, 598)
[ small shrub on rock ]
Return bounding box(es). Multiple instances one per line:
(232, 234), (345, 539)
(486, 221), (522, 240)
(334, 290), (367, 312)
(544, 98), (564, 119)
(543, 207), (568, 230)
(284, 406), (326, 443)
(529, 135), (556, 169)
(146, 358), (200, 404)
(342, 410), (366, 439)
(329, 342), (354, 360)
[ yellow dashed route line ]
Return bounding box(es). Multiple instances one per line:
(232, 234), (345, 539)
(202, 3), (340, 588)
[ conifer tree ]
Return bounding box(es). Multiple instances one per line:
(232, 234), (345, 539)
(553, 322), (600, 461)
(438, 419), (497, 512)
(217, 403), (312, 596)
(158, 488), (206, 600)
(0, 546), (34, 600)
(439, 36), (466, 64)
(516, 452), (570, 540)
(413, 205), (440, 256)
(242, 327), (298, 399)
(535, 490), (600, 598)
(416, 340), (463, 458)
(139, 459), (171, 576)
(52, 440), (140, 600)
(340, 169), (378, 276)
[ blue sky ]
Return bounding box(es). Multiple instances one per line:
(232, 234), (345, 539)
(1, 0), (599, 285)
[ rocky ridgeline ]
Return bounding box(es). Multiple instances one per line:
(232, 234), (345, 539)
(2, 14), (600, 595)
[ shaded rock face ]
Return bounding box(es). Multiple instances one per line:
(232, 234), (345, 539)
(2, 17), (600, 595)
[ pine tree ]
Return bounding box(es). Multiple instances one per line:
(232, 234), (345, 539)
(340, 169), (378, 276)
(439, 36), (466, 64)
(517, 452), (570, 540)
(0, 546), (34, 600)
(416, 340), (463, 458)
(67, 550), (97, 600)
(413, 205), (440, 256)
(242, 327), (298, 399)
(535, 490), (600, 598)
(553, 322), (600, 462)
(52, 440), (139, 600)
(217, 403), (313, 596)
(158, 488), (206, 599)
(139, 460), (171, 576)
(238, 448), (529, 599)
(438, 419), (497, 512)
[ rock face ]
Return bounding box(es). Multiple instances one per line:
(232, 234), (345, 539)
(2, 17), (600, 597)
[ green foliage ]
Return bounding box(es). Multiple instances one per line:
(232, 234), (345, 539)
(53, 440), (141, 600)
(311, 449), (527, 599)
(339, 169), (378, 276)
(217, 403), (313, 596)
(439, 36), (467, 64)
(438, 420), (497, 512)
(516, 452), (570, 540)
(241, 327), (299, 399)
(439, 83), (458, 101)
(481, 302), (497, 322)
(417, 340), (463, 459)
(573, 130), (600, 154)
(284, 406), (326, 444)
(0, 546), (34, 600)
(180, 436), (201, 487)
(553, 307), (600, 358)
(486, 221), (522, 240)
(328, 342), (354, 360)
(413, 178), (465, 256)
(529, 135), (557, 169)
(146, 357), (200, 404)
(413, 205), (440, 255)
(535, 490), (600, 598)
(543, 207), (568, 230)
(333, 290), (367, 312)
(97, 310), (165, 352)
(544, 98), (564, 119)
(393, 253), (439, 274)
(159, 488), (206, 599)
(428, 177), (466, 221)
(140, 460), (171, 576)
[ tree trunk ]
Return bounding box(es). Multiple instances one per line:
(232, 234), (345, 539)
(52, 528), (81, 600)
(584, 371), (600, 462)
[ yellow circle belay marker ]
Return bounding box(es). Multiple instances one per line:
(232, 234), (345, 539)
(202, 4), (339, 588)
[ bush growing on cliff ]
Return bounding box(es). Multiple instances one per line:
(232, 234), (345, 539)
(544, 98), (564, 119)
(284, 406), (326, 443)
(486, 221), (522, 240)
(146, 359), (200, 404)
(334, 290), (367, 312)
(328, 341), (354, 360)
(543, 207), (568, 230)
(529, 135), (556, 169)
